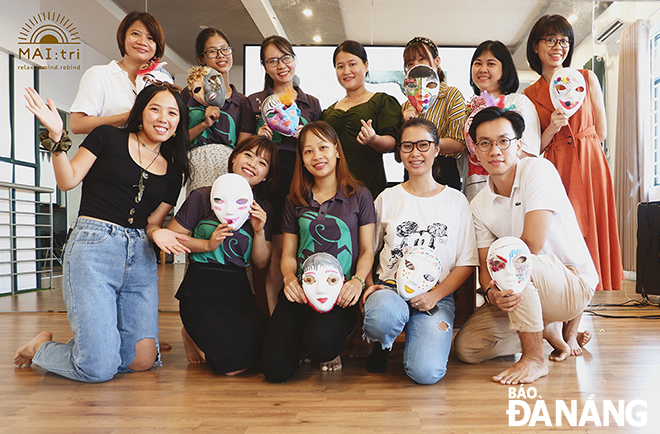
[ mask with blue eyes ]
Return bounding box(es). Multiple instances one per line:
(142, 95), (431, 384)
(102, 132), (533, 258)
(260, 88), (300, 137)
(404, 65), (439, 114)
(396, 245), (442, 300)
(210, 173), (253, 230)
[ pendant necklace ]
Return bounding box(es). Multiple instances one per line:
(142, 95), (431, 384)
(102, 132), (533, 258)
(134, 133), (161, 203)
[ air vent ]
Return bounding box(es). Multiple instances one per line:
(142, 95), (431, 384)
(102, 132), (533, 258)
(596, 19), (625, 44)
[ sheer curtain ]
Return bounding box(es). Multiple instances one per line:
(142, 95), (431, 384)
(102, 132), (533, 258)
(614, 19), (650, 272)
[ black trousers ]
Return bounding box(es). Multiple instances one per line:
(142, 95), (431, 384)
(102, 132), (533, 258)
(262, 289), (358, 382)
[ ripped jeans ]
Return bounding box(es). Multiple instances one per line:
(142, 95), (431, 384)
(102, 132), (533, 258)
(363, 285), (455, 385)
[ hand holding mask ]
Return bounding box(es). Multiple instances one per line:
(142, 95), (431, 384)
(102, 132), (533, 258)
(487, 237), (533, 294)
(210, 173), (253, 230)
(404, 65), (439, 114)
(550, 68), (586, 118)
(260, 87), (301, 136)
(396, 245), (442, 301)
(300, 253), (345, 313)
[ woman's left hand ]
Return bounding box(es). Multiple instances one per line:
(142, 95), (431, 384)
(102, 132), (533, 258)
(249, 201), (267, 233)
(292, 124), (304, 139)
(337, 278), (362, 308)
(409, 292), (439, 313)
(151, 228), (191, 256)
(356, 119), (376, 146)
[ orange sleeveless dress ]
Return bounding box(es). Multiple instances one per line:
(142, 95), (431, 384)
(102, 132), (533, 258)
(525, 70), (623, 291)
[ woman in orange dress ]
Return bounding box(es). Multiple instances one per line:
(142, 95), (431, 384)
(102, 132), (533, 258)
(524, 15), (623, 291)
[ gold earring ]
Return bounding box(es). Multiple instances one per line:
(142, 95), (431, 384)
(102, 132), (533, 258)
(138, 123), (143, 131)
(172, 132), (176, 137)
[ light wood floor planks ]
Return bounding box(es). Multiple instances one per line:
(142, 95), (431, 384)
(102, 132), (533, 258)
(1, 264), (659, 433)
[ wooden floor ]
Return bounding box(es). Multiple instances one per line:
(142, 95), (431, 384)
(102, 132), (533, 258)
(1, 264), (659, 433)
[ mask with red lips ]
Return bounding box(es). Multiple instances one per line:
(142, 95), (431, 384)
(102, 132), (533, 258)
(396, 245), (442, 301)
(487, 236), (533, 294)
(550, 68), (586, 117)
(300, 253), (344, 313)
(404, 65), (439, 114)
(210, 173), (253, 230)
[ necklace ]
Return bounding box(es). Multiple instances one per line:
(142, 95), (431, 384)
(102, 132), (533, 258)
(343, 89), (369, 104)
(134, 133), (161, 203)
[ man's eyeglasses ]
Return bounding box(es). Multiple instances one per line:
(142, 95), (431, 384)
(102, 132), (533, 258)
(144, 77), (182, 93)
(475, 137), (519, 152)
(204, 46), (233, 58)
(262, 54), (295, 68)
(539, 37), (571, 48)
(399, 140), (434, 154)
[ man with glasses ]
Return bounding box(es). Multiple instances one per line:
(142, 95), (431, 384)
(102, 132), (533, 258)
(454, 107), (597, 385)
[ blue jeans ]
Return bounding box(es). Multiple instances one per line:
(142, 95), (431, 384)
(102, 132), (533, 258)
(363, 286), (455, 385)
(32, 218), (161, 382)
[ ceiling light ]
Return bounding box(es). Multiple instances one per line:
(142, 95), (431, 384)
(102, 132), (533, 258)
(568, 14), (578, 23)
(313, 35), (322, 43)
(199, 25), (208, 29)
(303, 9), (312, 17)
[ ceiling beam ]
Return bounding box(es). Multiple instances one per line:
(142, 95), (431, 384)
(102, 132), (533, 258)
(240, 0), (288, 39)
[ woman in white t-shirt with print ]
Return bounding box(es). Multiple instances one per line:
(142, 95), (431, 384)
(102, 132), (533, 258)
(361, 118), (478, 385)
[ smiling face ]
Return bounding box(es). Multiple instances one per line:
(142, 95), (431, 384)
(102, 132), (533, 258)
(140, 90), (180, 145)
(263, 43), (296, 87)
(396, 246), (442, 300)
(399, 125), (438, 177)
(404, 44), (440, 72)
(471, 50), (503, 96)
(487, 237), (532, 294)
(231, 146), (270, 187)
(334, 51), (368, 92)
(301, 253), (344, 313)
(473, 117), (521, 180)
(534, 32), (570, 72)
(200, 33), (233, 74)
(124, 20), (156, 64)
(210, 173), (254, 230)
(301, 131), (339, 180)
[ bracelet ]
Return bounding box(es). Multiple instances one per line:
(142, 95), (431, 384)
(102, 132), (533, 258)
(484, 286), (492, 304)
(351, 275), (365, 291)
(39, 129), (72, 153)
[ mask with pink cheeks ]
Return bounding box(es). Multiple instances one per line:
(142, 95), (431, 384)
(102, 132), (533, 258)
(404, 65), (439, 114)
(300, 253), (344, 313)
(210, 173), (253, 230)
(396, 246), (442, 301)
(487, 237), (533, 294)
(550, 68), (586, 117)
(260, 87), (300, 136)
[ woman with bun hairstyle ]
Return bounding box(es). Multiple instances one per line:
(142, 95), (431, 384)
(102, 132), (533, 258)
(523, 15), (623, 296)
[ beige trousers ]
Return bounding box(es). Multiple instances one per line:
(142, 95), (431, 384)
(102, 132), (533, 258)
(454, 254), (594, 364)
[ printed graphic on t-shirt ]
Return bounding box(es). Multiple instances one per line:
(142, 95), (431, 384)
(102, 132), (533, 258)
(387, 221), (448, 269)
(297, 211), (352, 278)
(189, 220), (252, 266)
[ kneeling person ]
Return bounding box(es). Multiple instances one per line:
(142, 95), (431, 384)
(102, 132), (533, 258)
(454, 107), (597, 385)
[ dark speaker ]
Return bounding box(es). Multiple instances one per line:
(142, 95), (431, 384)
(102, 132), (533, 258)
(636, 201), (660, 296)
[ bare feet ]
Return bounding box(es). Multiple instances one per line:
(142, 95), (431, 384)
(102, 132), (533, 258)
(492, 356), (549, 385)
(181, 327), (205, 364)
(543, 322), (570, 362)
(160, 341), (172, 351)
(14, 331), (52, 368)
(320, 355), (342, 372)
(564, 330), (592, 356)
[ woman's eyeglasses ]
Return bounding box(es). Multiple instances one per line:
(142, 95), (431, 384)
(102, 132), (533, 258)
(475, 137), (519, 152)
(539, 37), (571, 48)
(204, 46), (233, 58)
(399, 140), (434, 153)
(262, 54), (295, 68)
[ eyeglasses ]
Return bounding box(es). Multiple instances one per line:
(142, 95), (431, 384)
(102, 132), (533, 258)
(204, 45), (232, 58)
(539, 37), (571, 48)
(144, 77), (182, 93)
(262, 54), (295, 68)
(475, 137), (519, 152)
(399, 140), (434, 154)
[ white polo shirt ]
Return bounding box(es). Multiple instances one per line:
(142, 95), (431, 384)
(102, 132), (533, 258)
(70, 60), (136, 117)
(471, 157), (598, 290)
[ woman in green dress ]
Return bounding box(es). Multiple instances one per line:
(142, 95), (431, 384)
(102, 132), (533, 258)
(321, 40), (402, 199)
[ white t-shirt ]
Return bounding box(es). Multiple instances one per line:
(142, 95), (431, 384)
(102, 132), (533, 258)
(70, 60), (136, 117)
(470, 157), (598, 289)
(374, 184), (479, 284)
(504, 93), (541, 157)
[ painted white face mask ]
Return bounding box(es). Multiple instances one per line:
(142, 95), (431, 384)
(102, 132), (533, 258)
(396, 246), (442, 300)
(404, 65), (439, 114)
(301, 253), (344, 313)
(136, 59), (174, 94)
(210, 173), (253, 230)
(550, 68), (586, 117)
(487, 237), (533, 294)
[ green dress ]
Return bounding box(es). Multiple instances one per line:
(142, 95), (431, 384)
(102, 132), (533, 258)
(322, 92), (402, 199)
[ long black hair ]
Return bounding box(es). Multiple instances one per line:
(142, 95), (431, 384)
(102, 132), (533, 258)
(123, 85), (191, 183)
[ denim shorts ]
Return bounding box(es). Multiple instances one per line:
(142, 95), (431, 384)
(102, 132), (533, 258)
(33, 218), (161, 382)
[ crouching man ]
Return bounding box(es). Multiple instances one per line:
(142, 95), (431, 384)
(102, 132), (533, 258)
(454, 107), (597, 385)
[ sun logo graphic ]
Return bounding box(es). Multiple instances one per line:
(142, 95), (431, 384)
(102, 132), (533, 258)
(18, 12), (81, 67)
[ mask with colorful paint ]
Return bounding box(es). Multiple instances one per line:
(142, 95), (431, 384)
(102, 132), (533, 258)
(260, 87), (300, 136)
(210, 173), (253, 230)
(404, 65), (439, 114)
(300, 253), (344, 313)
(396, 245), (442, 301)
(550, 68), (586, 117)
(136, 59), (174, 94)
(487, 237), (533, 294)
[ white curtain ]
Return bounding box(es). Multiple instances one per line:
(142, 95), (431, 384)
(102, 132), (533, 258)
(614, 19), (651, 272)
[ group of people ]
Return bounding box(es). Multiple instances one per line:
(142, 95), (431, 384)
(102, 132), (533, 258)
(14, 11), (623, 387)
